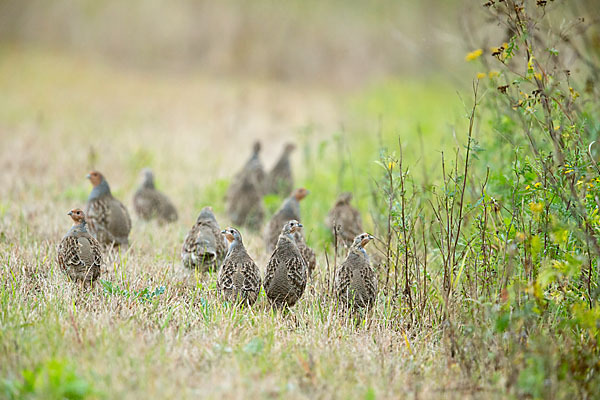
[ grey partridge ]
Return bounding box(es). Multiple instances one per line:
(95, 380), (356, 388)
(226, 173), (265, 230)
(244, 141), (266, 191)
(85, 171), (132, 247)
(263, 187), (308, 253)
(335, 233), (378, 310)
(263, 220), (307, 308)
(266, 142), (295, 196)
(57, 208), (103, 283)
(217, 227), (261, 305)
(133, 168), (178, 223)
(326, 192), (363, 247)
(293, 229), (316, 278)
(225, 141), (265, 229)
(181, 206), (227, 271)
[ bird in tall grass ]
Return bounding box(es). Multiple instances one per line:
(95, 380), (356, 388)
(217, 227), (261, 305)
(57, 208), (102, 284)
(266, 142), (295, 196)
(326, 192), (363, 247)
(225, 141), (266, 229)
(264, 187), (309, 253)
(264, 220), (307, 309)
(85, 171), (131, 247)
(181, 206), (227, 272)
(294, 226), (316, 278)
(335, 233), (377, 310)
(133, 168), (178, 223)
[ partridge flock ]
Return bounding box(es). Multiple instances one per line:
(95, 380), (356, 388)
(57, 141), (378, 313)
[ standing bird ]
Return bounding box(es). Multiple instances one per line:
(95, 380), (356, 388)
(57, 208), (103, 284)
(226, 173), (265, 230)
(85, 171), (131, 247)
(326, 192), (363, 247)
(263, 220), (307, 309)
(335, 233), (378, 310)
(266, 142), (295, 196)
(133, 168), (178, 223)
(217, 227), (261, 305)
(181, 206), (227, 271)
(225, 141), (266, 229)
(264, 187), (309, 253)
(294, 228), (316, 278)
(244, 141), (267, 191)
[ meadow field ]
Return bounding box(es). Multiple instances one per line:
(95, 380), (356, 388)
(1, 1), (600, 399)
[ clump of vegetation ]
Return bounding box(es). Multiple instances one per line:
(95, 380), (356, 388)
(1, 1), (598, 398)
(2, 359), (97, 400)
(100, 280), (166, 303)
(350, 1), (600, 396)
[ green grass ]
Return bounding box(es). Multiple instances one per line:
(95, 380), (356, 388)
(0, 47), (465, 399)
(2, 19), (599, 397)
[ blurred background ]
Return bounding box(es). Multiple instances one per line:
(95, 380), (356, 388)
(0, 0), (468, 85)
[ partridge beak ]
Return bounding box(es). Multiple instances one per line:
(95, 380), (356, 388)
(67, 211), (73, 216)
(297, 223), (303, 228)
(221, 230), (227, 234)
(86, 173), (91, 179)
(368, 234), (375, 240)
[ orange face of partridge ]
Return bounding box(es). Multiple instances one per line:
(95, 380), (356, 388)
(360, 233), (375, 247)
(221, 228), (239, 243)
(293, 188), (309, 201)
(86, 171), (103, 187)
(68, 208), (86, 224)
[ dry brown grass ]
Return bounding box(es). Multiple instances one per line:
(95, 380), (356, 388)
(0, 47), (491, 399)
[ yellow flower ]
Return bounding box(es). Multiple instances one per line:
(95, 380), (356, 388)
(534, 182), (542, 188)
(576, 179), (583, 185)
(488, 70), (499, 78)
(525, 185), (531, 190)
(529, 202), (544, 213)
(569, 87), (580, 100)
(388, 161), (395, 169)
(476, 72), (486, 80)
(534, 72), (542, 81)
(465, 49), (483, 61)
(565, 169), (574, 174)
(527, 56), (535, 73)
(503, 42), (509, 49)
(516, 232), (526, 242)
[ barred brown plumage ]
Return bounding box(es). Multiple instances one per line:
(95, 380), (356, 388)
(326, 192), (363, 247)
(85, 171), (131, 247)
(264, 187), (308, 253)
(266, 142), (295, 196)
(263, 220), (307, 308)
(57, 208), (103, 284)
(217, 227), (261, 305)
(225, 141), (266, 229)
(182, 206), (227, 272)
(133, 168), (177, 223)
(335, 233), (377, 310)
